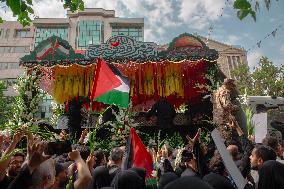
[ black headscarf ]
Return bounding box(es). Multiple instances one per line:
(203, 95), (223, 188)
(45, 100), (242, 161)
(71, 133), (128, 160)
(92, 166), (111, 189)
(128, 167), (146, 189)
(158, 172), (178, 189)
(113, 170), (142, 189)
(258, 160), (284, 189)
(164, 176), (214, 189)
(203, 173), (235, 189)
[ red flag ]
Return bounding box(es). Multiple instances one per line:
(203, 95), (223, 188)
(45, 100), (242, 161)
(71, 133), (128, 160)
(124, 128), (154, 178)
(90, 58), (121, 100)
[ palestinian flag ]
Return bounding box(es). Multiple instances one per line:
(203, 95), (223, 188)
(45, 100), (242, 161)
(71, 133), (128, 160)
(90, 58), (130, 108)
(54, 39), (70, 55)
(123, 128), (154, 178)
(36, 41), (53, 60)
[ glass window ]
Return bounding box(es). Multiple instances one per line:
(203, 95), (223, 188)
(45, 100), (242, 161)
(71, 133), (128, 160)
(14, 46), (25, 53)
(5, 29), (10, 38)
(0, 29), (3, 38)
(4, 47), (11, 53)
(77, 20), (103, 49)
(227, 56), (233, 70)
(111, 26), (143, 41)
(0, 47), (4, 53)
(15, 29), (30, 38)
(34, 27), (68, 47)
(232, 56), (238, 69)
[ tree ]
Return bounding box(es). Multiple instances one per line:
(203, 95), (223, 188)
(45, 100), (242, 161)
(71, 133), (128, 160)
(232, 56), (284, 97)
(0, 0), (84, 26)
(0, 81), (14, 126)
(233, 0), (279, 21)
(231, 61), (254, 95)
(252, 56), (284, 97)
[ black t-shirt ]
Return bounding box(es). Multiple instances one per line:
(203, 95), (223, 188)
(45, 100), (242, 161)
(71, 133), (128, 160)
(0, 175), (13, 189)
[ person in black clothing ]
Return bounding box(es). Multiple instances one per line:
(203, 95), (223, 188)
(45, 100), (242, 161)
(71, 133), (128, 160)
(258, 160), (284, 189)
(203, 172), (235, 189)
(108, 147), (124, 182)
(145, 98), (176, 138)
(0, 152), (25, 189)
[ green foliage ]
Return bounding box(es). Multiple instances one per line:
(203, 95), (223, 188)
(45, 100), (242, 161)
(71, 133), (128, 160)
(166, 132), (184, 148)
(233, 0), (277, 21)
(0, 0), (85, 27)
(232, 56), (284, 97)
(252, 57), (284, 97)
(245, 108), (254, 136)
(231, 62), (254, 95)
(0, 81), (14, 126)
(1, 68), (54, 140)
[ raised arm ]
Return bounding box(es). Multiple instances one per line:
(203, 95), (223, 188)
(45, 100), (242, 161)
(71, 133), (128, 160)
(69, 150), (92, 189)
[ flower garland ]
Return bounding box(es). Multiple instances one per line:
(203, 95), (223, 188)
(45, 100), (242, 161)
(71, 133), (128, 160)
(3, 68), (53, 139)
(50, 101), (65, 126)
(104, 106), (139, 147)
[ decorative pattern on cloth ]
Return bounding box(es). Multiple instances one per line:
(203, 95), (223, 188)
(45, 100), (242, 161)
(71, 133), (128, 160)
(41, 60), (208, 110)
(20, 33), (219, 67)
(52, 64), (96, 103)
(116, 60), (207, 110)
(86, 35), (158, 61)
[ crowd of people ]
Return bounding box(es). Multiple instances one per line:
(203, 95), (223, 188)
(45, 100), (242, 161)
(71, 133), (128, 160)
(1, 119), (284, 189)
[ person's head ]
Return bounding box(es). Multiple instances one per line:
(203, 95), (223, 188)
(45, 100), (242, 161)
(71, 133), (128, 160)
(209, 151), (226, 176)
(129, 167), (146, 189)
(262, 137), (283, 157)
(250, 145), (277, 170)
(158, 172), (178, 189)
(258, 160), (284, 189)
(164, 176), (213, 189)
(110, 147), (124, 166)
(181, 149), (194, 164)
(94, 150), (106, 167)
(227, 145), (239, 161)
(7, 152), (25, 177)
(31, 158), (56, 189)
(92, 166), (111, 189)
(160, 144), (172, 158)
(223, 78), (236, 89)
(203, 173), (235, 189)
(54, 163), (68, 188)
(113, 170), (142, 189)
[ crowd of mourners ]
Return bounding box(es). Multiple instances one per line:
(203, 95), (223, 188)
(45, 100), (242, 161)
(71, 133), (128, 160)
(1, 121), (284, 189)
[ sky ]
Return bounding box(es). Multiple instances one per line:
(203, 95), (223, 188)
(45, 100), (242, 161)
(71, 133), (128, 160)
(0, 0), (284, 69)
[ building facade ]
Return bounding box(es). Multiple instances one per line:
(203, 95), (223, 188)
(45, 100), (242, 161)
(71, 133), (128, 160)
(0, 8), (144, 95)
(198, 36), (248, 79)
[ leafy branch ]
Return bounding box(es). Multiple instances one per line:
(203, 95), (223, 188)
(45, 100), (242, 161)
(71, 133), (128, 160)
(233, 0), (278, 21)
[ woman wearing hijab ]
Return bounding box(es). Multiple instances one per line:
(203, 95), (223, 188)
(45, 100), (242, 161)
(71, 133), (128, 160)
(91, 166), (111, 189)
(163, 176), (213, 189)
(203, 172), (235, 189)
(158, 172), (178, 189)
(128, 167), (146, 189)
(113, 170), (142, 189)
(258, 160), (284, 189)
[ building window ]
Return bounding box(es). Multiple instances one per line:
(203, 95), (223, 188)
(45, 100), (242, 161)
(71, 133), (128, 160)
(0, 29), (3, 38)
(5, 29), (10, 38)
(112, 26), (143, 41)
(0, 63), (19, 70)
(14, 46), (30, 53)
(0, 46), (30, 53)
(35, 27), (68, 47)
(15, 29), (30, 38)
(77, 20), (103, 49)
